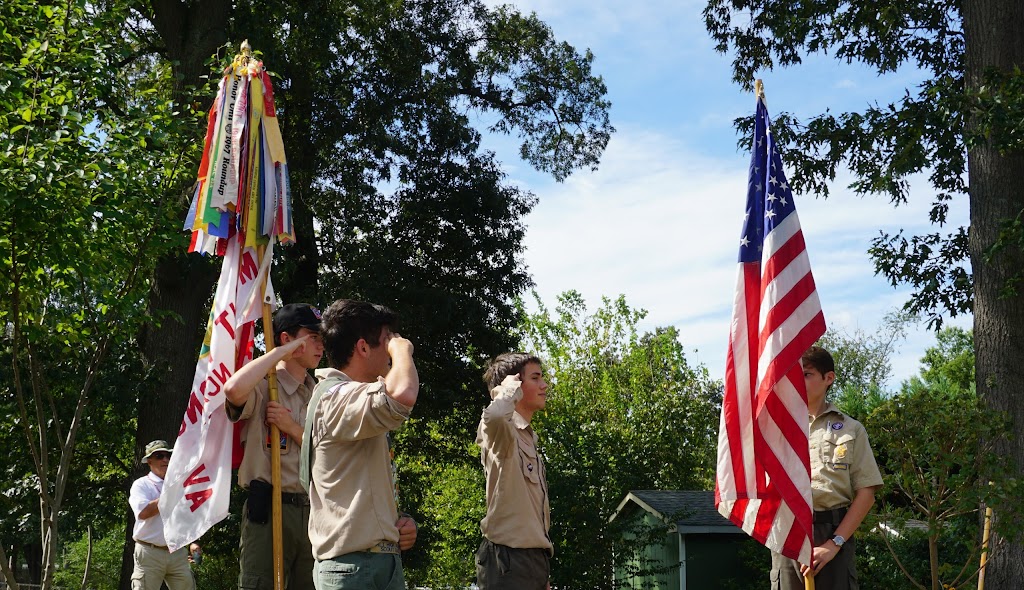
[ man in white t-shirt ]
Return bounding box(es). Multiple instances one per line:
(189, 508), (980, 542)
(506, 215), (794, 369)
(129, 440), (195, 590)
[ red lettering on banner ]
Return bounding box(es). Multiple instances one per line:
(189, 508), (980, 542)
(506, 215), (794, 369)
(239, 250), (258, 285)
(184, 464), (214, 512)
(182, 391), (205, 431)
(213, 309), (236, 339)
(210, 363), (231, 393)
(185, 463), (212, 486)
(186, 489), (213, 512)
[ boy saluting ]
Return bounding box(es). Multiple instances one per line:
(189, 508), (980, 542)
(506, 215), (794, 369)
(475, 352), (553, 590)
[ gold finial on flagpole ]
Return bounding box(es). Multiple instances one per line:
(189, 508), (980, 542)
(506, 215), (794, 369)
(755, 79), (765, 100)
(231, 40), (258, 75)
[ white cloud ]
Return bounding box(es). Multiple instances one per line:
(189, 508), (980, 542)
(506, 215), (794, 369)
(476, 0), (970, 386)
(518, 126), (970, 386)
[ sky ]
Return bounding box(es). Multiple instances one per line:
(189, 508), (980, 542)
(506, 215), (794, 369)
(479, 0), (972, 387)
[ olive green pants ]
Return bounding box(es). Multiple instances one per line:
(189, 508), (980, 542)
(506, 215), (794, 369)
(238, 500), (315, 590)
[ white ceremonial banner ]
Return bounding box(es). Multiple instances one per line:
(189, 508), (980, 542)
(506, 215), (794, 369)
(159, 232), (269, 551)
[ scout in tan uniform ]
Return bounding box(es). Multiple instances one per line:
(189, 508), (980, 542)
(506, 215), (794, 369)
(301, 299), (419, 590)
(476, 352), (552, 590)
(223, 303), (324, 590)
(771, 346), (884, 590)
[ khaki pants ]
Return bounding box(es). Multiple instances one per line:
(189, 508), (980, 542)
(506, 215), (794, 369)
(131, 543), (194, 590)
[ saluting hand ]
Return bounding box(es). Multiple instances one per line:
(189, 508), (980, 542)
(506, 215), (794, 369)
(501, 374), (522, 389)
(280, 334), (310, 358)
(386, 333), (414, 358)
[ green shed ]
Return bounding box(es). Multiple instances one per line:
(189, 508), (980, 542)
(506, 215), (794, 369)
(610, 490), (765, 589)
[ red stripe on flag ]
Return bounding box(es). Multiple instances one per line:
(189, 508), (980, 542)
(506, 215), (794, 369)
(759, 230), (808, 300)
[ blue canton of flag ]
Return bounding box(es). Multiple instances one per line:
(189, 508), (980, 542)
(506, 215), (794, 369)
(739, 100), (797, 263)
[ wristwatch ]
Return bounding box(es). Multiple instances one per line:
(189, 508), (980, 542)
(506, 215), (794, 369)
(831, 534), (846, 548)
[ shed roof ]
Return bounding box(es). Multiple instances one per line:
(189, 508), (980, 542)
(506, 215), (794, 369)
(612, 490), (745, 534)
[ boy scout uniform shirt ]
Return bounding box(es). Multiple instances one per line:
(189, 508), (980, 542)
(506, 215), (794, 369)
(307, 370), (412, 560)
(226, 369), (316, 493)
(476, 381), (553, 554)
(809, 403), (884, 511)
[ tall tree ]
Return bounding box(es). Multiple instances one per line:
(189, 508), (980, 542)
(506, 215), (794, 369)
(0, 0), (201, 587)
(704, 0), (1024, 581)
(132, 0), (612, 454)
(119, 1), (611, 586)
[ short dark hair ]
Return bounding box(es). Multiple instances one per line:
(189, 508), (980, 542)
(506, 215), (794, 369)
(273, 326), (302, 347)
(802, 346), (835, 377)
(483, 352), (542, 391)
(321, 299), (398, 368)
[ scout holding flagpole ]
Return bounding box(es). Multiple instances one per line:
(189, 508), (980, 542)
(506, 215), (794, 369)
(714, 80), (826, 590)
(159, 40), (296, 590)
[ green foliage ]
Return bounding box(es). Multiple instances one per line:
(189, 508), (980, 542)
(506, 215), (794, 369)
(918, 327), (974, 391)
(0, 0), (199, 584)
(395, 418), (486, 588)
(855, 530), (933, 590)
(703, 0), (1004, 329)
(521, 291), (721, 589)
(866, 379), (1016, 589)
(817, 311), (913, 418)
(53, 530), (125, 590)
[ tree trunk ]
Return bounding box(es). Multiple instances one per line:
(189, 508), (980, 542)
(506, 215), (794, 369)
(964, 0), (1024, 586)
(275, 46), (320, 304)
(928, 534), (939, 590)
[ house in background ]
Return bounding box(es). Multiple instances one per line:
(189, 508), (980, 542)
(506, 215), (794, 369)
(610, 490), (765, 589)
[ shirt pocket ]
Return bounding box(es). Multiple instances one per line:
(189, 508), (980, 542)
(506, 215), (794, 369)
(517, 438), (542, 485)
(820, 432), (856, 471)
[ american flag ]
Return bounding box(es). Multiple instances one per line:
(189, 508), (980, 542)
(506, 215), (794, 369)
(715, 90), (826, 565)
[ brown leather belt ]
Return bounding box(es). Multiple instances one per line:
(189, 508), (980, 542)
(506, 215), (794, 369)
(135, 539), (169, 551)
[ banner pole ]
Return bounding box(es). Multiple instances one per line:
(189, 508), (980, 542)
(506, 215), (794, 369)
(979, 502), (993, 590)
(256, 242), (284, 590)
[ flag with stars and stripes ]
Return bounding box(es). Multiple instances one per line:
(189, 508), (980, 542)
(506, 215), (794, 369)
(714, 89), (826, 566)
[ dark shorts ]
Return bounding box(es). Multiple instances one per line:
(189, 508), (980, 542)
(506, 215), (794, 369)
(475, 539), (549, 590)
(770, 508), (858, 590)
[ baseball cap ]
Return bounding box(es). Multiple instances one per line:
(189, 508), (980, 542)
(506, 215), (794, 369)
(143, 440), (172, 459)
(272, 303), (322, 335)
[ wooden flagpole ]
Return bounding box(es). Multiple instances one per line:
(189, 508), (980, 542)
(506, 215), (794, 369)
(256, 242), (285, 590)
(979, 502), (993, 590)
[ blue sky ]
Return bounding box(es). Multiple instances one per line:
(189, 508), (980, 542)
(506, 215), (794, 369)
(480, 0), (971, 386)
